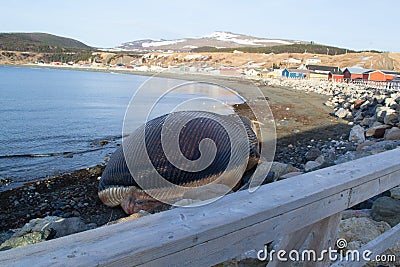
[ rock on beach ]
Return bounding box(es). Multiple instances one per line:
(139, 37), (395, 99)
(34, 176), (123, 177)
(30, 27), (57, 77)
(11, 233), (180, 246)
(0, 216), (95, 251)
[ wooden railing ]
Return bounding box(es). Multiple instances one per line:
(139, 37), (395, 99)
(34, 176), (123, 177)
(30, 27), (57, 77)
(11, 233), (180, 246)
(351, 79), (400, 91)
(1, 148), (400, 267)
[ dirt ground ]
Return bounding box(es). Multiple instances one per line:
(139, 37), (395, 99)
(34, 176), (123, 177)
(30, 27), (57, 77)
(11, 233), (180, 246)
(258, 85), (350, 140)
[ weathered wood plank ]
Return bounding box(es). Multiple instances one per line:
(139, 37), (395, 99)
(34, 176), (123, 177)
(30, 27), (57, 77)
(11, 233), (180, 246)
(347, 179), (380, 208)
(0, 148), (399, 267)
(305, 213), (341, 267)
(267, 225), (313, 267)
(347, 169), (400, 207)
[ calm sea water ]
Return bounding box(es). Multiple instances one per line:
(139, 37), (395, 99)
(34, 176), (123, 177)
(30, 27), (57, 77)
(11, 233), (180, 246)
(0, 66), (243, 190)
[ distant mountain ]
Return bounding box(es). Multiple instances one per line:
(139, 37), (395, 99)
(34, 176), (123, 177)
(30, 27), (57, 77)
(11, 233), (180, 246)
(117, 31), (307, 51)
(0, 33), (92, 52)
(193, 43), (356, 55)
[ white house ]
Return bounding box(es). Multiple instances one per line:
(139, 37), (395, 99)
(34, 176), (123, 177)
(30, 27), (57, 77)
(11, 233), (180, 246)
(306, 58), (321, 65)
(134, 66), (149, 72)
(244, 69), (259, 76)
(282, 58), (301, 64)
(184, 54), (203, 60)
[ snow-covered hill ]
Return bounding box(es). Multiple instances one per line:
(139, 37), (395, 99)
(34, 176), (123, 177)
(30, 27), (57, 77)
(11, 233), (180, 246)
(117, 31), (305, 51)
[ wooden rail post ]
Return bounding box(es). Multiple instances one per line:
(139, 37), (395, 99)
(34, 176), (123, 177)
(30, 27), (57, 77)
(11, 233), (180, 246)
(305, 213), (341, 267)
(267, 213), (341, 267)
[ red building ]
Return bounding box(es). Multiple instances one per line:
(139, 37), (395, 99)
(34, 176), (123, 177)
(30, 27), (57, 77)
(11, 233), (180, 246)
(220, 67), (241, 76)
(362, 70), (396, 81)
(342, 67), (370, 81)
(328, 70), (344, 82)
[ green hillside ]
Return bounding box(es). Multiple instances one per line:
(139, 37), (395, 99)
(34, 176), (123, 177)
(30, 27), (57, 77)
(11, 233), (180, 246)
(192, 43), (360, 55)
(0, 32), (92, 52)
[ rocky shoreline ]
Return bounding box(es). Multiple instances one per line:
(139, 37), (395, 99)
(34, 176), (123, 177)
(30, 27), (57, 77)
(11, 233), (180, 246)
(1, 78), (400, 265)
(0, 166), (126, 242)
(264, 78), (400, 167)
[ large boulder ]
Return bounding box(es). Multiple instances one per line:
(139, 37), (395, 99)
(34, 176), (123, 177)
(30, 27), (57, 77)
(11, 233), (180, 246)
(304, 154), (334, 172)
(341, 209), (371, 220)
(360, 117), (375, 127)
(305, 148), (322, 161)
(14, 216), (91, 239)
(371, 196), (400, 227)
(349, 125), (365, 143)
(359, 140), (400, 154)
(383, 110), (399, 125)
(356, 140), (376, 151)
(390, 186), (400, 200)
(365, 124), (391, 138)
(0, 216), (93, 251)
(335, 108), (350, 119)
(337, 217), (400, 266)
(354, 99), (367, 110)
(359, 100), (371, 111)
(338, 217), (390, 251)
(353, 110), (364, 121)
(376, 106), (394, 123)
(304, 161), (322, 172)
(324, 100), (336, 108)
(362, 102), (377, 117)
(353, 192), (391, 210)
(385, 97), (397, 107)
(335, 150), (373, 164)
(0, 232), (48, 251)
(269, 162), (300, 180)
(384, 127), (400, 140)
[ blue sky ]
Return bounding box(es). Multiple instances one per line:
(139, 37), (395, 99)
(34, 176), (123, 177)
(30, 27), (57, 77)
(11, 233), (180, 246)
(1, 0), (399, 51)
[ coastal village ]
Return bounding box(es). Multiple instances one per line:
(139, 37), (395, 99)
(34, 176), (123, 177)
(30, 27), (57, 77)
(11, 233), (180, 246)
(35, 51), (400, 90)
